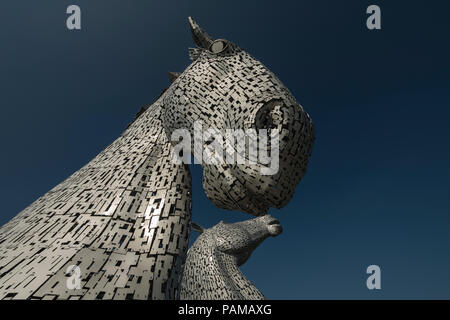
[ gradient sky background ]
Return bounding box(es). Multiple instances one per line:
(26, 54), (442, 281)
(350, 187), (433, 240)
(0, 0), (449, 299)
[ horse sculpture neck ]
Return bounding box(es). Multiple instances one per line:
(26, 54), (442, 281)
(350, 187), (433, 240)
(0, 94), (192, 300)
(180, 233), (263, 299)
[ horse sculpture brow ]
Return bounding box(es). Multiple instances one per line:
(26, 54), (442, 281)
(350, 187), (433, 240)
(0, 17), (313, 300)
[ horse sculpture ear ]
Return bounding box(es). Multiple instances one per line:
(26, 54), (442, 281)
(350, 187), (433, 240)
(188, 16), (213, 49)
(168, 72), (180, 83)
(190, 222), (204, 234)
(188, 47), (203, 61)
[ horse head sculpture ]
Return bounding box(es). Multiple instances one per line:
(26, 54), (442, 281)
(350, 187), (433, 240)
(180, 215), (283, 299)
(164, 17), (314, 216)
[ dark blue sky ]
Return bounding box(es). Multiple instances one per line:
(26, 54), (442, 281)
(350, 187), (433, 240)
(0, 1), (449, 299)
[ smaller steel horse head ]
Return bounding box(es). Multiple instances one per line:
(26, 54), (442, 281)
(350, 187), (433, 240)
(180, 215), (282, 299)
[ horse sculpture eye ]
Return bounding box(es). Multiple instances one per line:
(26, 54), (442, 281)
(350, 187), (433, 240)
(260, 114), (275, 130)
(254, 100), (286, 131)
(209, 39), (229, 54)
(255, 110), (277, 131)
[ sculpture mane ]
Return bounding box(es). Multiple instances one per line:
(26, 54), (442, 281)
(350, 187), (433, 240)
(0, 99), (191, 300)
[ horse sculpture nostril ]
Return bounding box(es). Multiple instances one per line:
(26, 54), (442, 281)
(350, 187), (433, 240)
(267, 219), (280, 225)
(268, 223), (283, 237)
(261, 215), (282, 236)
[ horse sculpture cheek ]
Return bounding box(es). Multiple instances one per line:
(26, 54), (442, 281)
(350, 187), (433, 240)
(179, 215), (282, 300)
